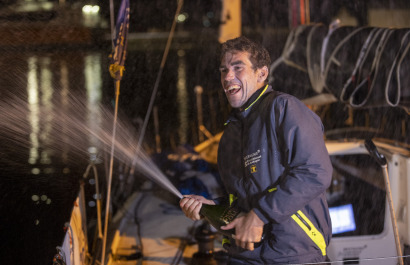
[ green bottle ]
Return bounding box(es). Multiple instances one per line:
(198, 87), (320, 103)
(199, 204), (241, 238)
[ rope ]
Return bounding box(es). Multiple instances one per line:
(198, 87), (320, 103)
(99, 1), (126, 264)
(101, 80), (121, 265)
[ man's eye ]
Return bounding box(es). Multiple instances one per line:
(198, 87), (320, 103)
(234, 67), (242, 71)
(219, 68), (227, 73)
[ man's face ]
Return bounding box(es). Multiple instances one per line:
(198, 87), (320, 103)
(219, 51), (266, 109)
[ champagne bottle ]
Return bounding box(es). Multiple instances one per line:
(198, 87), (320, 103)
(200, 204), (265, 247)
(199, 203), (241, 238)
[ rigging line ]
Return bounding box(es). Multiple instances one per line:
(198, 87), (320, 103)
(101, 80), (121, 265)
(102, 0), (130, 263)
(132, 0), (184, 171)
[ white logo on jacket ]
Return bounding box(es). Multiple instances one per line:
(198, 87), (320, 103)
(244, 149), (261, 168)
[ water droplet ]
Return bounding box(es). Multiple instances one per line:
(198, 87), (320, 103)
(41, 195), (47, 201)
(32, 195), (39, 201)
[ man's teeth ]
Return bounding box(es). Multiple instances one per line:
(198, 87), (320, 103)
(228, 85), (240, 91)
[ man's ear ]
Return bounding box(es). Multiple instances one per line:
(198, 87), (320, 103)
(257, 66), (269, 83)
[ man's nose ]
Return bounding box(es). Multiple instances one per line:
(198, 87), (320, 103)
(224, 69), (234, 81)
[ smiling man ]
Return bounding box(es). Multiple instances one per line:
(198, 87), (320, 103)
(180, 36), (333, 265)
(219, 48), (269, 109)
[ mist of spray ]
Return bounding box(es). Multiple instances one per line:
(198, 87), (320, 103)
(0, 91), (183, 199)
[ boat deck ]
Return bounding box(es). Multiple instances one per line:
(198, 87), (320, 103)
(107, 189), (225, 265)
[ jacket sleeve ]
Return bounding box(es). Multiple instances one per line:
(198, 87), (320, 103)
(253, 95), (333, 224)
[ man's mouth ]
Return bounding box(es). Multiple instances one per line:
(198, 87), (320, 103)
(225, 84), (241, 95)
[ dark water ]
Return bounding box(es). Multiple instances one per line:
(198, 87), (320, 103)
(0, 50), (109, 264)
(0, 52), (125, 265)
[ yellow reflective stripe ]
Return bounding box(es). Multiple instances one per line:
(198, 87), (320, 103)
(222, 238), (231, 246)
(268, 187), (277, 192)
(244, 84), (269, 111)
(229, 194), (237, 206)
(291, 210), (327, 256)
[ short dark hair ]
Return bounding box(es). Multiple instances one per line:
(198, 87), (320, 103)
(220, 36), (271, 73)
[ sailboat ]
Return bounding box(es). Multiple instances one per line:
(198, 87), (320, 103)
(53, 1), (410, 265)
(55, 129), (410, 265)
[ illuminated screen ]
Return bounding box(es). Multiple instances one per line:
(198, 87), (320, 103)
(329, 204), (356, 234)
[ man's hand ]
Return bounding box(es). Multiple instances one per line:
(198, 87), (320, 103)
(179, 195), (215, 221)
(220, 210), (264, 251)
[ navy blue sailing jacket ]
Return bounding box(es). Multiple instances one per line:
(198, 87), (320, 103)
(217, 85), (333, 264)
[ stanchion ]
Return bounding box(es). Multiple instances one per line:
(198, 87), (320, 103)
(365, 139), (404, 265)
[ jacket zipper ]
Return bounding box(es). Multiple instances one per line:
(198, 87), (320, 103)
(295, 212), (311, 230)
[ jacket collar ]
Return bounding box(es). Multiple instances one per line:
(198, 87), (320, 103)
(225, 85), (272, 124)
(240, 84), (270, 112)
